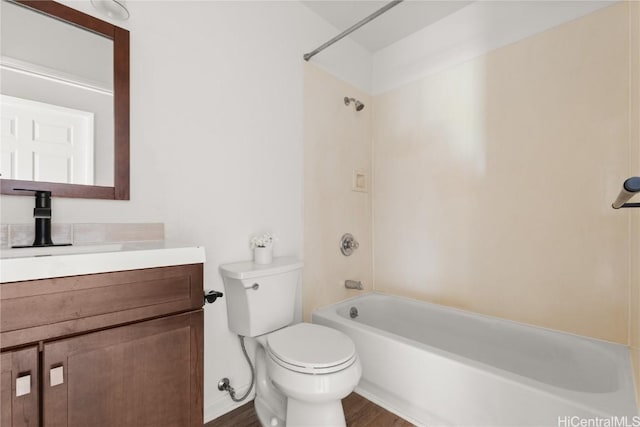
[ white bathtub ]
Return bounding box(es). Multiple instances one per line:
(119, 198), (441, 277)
(312, 293), (638, 426)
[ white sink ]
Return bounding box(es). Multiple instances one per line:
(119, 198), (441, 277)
(0, 242), (205, 283)
(1, 243), (124, 259)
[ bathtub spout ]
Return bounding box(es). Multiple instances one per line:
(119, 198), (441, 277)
(345, 280), (363, 290)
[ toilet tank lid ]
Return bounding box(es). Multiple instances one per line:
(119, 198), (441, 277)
(219, 256), (303, 279)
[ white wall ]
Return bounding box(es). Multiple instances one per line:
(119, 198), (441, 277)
(0, 0), (371, 421)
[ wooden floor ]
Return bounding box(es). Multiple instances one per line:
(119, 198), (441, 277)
(207, 392), (415, 427)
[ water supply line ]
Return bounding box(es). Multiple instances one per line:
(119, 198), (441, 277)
(218, 335), (255, 402)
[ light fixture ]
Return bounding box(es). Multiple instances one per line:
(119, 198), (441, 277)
(90, 0), (130, 21)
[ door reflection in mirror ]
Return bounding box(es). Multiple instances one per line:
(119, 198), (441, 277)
(0, 0), (114, 186)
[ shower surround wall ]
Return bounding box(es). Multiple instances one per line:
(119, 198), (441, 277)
(303, 62), (372, 320)
(372, 2), (634, 345)
(368, 0), (640, 404)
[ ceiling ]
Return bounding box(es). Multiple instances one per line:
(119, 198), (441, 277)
(301, 0), (473, 52)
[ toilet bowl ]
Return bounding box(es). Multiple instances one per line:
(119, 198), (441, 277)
(252, 323), (362, 426)
(220, 257), (362, 426)
(265, 323), (362, 426)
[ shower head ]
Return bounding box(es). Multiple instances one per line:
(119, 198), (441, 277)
(344, 96), (365, 112)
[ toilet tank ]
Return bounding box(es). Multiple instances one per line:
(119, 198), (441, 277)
(219, 257), (303, 337)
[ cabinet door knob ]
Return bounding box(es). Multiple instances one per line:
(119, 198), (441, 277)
(16, 373), (31, 397)
(50, 365), (64, 387)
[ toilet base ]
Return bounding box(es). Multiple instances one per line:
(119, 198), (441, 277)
(255, 396), (285, 427)
(286, 398), (346, 427)
(254, 344), (286, 427)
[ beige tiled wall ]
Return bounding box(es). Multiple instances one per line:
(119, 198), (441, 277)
(1, 223), (164, 247)
(72, 223), (164, 245)
(3, 224), (74, 247)
(0, 224), (8, 248)
(372, 3), (632, 344)
(303, 63), (372, 320)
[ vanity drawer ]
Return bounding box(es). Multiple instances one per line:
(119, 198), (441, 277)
(0, 264), (203, 349)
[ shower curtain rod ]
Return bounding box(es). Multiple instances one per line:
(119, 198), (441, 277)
(303, 0), (404, 62)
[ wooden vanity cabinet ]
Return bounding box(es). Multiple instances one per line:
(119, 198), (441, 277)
(1, 346), (39, 427)
(0, 264), (204, 427)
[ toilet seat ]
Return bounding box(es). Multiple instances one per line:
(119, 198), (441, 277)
(267, 323), (357, 374)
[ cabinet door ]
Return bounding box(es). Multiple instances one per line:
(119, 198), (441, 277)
(1, 346), (39, 427)
(43, 310), (203, 427)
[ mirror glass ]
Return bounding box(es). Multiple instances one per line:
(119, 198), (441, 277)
(1, 0), (116, 187)
(0, 0), (128, 199)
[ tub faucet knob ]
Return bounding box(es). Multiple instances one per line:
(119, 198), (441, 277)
(340, 233), (359, 256)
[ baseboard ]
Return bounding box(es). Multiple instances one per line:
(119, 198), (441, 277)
(204, 384), (256, 423)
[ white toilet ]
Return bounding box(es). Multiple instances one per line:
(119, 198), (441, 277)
(220, 257), (362, 427)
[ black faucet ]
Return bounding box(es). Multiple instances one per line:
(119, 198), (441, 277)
(13, 189), (71, 248)
(32, 190), (53, 246)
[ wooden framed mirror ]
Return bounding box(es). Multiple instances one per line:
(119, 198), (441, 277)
(0, 0), (129, 200)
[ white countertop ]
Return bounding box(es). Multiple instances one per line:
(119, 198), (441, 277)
(0, 241), (206, 283)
